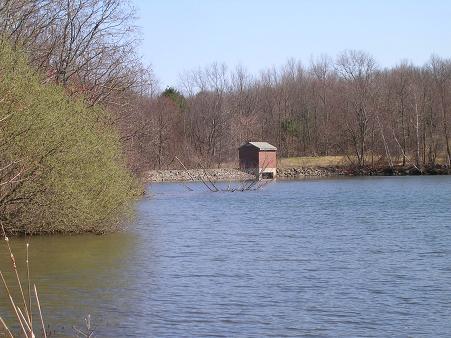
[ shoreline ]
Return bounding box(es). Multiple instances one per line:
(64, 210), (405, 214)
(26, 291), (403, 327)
(143, 168), (255, 183)
(143, 165), (450, 183)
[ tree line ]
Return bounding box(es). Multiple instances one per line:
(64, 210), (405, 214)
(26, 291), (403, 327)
(136, 52), (451, 171)
(4, 1), (448, 174)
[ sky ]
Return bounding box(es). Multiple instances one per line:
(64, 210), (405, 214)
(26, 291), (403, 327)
(133, 0), (451, 88)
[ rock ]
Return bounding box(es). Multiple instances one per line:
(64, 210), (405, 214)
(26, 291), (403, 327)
(143, 168), (255, 183)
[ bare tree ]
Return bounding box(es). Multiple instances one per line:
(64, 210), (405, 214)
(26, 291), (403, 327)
(429, 55), (451, 166)
(336, 50), (377, 167)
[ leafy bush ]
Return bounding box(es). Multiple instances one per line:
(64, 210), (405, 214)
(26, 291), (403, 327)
(0, 41), (138, 234)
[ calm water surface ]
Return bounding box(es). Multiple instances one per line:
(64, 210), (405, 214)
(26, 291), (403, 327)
(1, 176), (451, 337)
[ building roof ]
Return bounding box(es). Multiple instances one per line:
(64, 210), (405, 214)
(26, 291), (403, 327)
(241, 141), (277, 151)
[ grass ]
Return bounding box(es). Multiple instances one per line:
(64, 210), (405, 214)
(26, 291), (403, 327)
(280, 155), (451, 169)
(218, 155), (349, 169)
(207, 154), (449, 170)
(278, 156), (349, 168)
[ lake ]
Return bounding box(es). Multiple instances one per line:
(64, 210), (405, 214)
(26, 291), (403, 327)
(1, 176), (451, 336)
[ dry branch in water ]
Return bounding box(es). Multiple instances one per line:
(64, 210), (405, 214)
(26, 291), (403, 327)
(175, 156), (274, 193)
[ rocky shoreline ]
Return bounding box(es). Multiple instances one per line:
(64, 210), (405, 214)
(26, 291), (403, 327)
(277, 167), (346, 178)
(143, 168), (255, 183)
(143, 165), (449, 183)
(277, 165), (450, 179)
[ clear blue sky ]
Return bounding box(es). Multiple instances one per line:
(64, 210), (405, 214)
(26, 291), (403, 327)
(133, 0), (451, 88)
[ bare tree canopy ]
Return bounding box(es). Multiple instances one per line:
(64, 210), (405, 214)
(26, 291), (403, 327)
(135, 51), (451, 171)
(0, 0), (151, 106)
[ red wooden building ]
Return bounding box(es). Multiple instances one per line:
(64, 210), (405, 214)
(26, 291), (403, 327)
(239, 141), (277, 179)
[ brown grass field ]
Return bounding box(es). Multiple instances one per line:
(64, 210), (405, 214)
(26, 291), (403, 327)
(222, 154), (448, 169)
(278, 156), (349, 168)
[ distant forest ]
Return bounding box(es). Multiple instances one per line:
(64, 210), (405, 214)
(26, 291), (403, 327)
(131, 54), (451, 171)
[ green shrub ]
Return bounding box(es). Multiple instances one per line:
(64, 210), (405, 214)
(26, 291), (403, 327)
(0, 41), (138, 234)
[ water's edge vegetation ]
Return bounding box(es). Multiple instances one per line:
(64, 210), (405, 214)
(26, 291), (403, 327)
(0, 42), (138, 235)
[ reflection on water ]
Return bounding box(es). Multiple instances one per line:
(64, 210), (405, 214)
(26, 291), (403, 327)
(0, 233), (137, 335)
(1, 176), (451, 336)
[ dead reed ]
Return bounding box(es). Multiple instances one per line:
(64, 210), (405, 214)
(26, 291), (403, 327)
(0, 225), (46, 338)
(0, 226), (96, 337)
